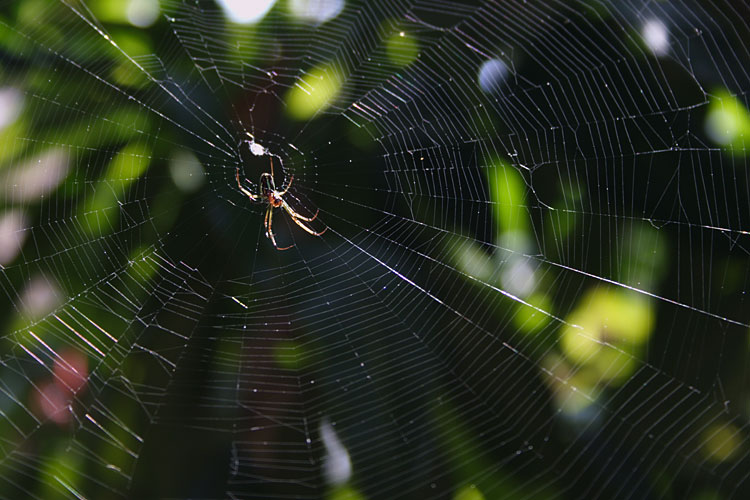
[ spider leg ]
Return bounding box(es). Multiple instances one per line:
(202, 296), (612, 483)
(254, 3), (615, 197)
(259, 172), (275, 191)
(278, 175), (294, 196)
(282, 201), (327, 236)
(266, 206), (294, 251)
(291, 216), (327, 237)
(291, 208), (318, 223)
(265, 206), (275, 245)
(235, 168), (258, 201)
(282, 200), (319, 222)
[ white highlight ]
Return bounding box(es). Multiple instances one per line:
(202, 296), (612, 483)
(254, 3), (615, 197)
(1, 149), (70, 203)
(169, 151), (205, 193)
(320, 418), (351, 486)
(642, 19), (669, 56)
(217, 0), (276, 24)
(478, 59), (509, 94)
(501, 256), (536, 298)
(289, 0), (344, 24)
(249, 142), (266, 156)
(0, 210), (28, 266)
(127, 0), (160, 28)
(0, 87), (23, 130)
(19, 275), (61, 320)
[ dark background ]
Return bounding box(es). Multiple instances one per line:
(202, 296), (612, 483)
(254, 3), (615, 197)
(1, 0), (749, 499)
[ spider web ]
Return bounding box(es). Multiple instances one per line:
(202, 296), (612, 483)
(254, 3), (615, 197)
(1, 0), (750, 498)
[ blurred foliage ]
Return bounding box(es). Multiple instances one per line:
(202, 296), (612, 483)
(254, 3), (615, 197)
(485, 157), (529, 247)
(702, 423), (741, 463)
(0, 0), (748, 499)
(286, 64), (343, 120)
(83, 142), (152, 235)
(384, 29), (419, 67)
(705, 89), (750, 153)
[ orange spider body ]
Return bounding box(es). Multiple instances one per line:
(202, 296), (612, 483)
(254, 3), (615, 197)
(266, 189), (283, 208)
(236, 158), (325, 250)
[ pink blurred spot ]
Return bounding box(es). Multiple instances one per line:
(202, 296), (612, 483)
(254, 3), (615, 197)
(34, 381), (71, 425)
(32, 349), (89, 427)
(54, 349), (88, 393)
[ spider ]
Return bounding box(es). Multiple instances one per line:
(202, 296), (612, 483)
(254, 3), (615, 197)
(235, 157), (325, 250)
